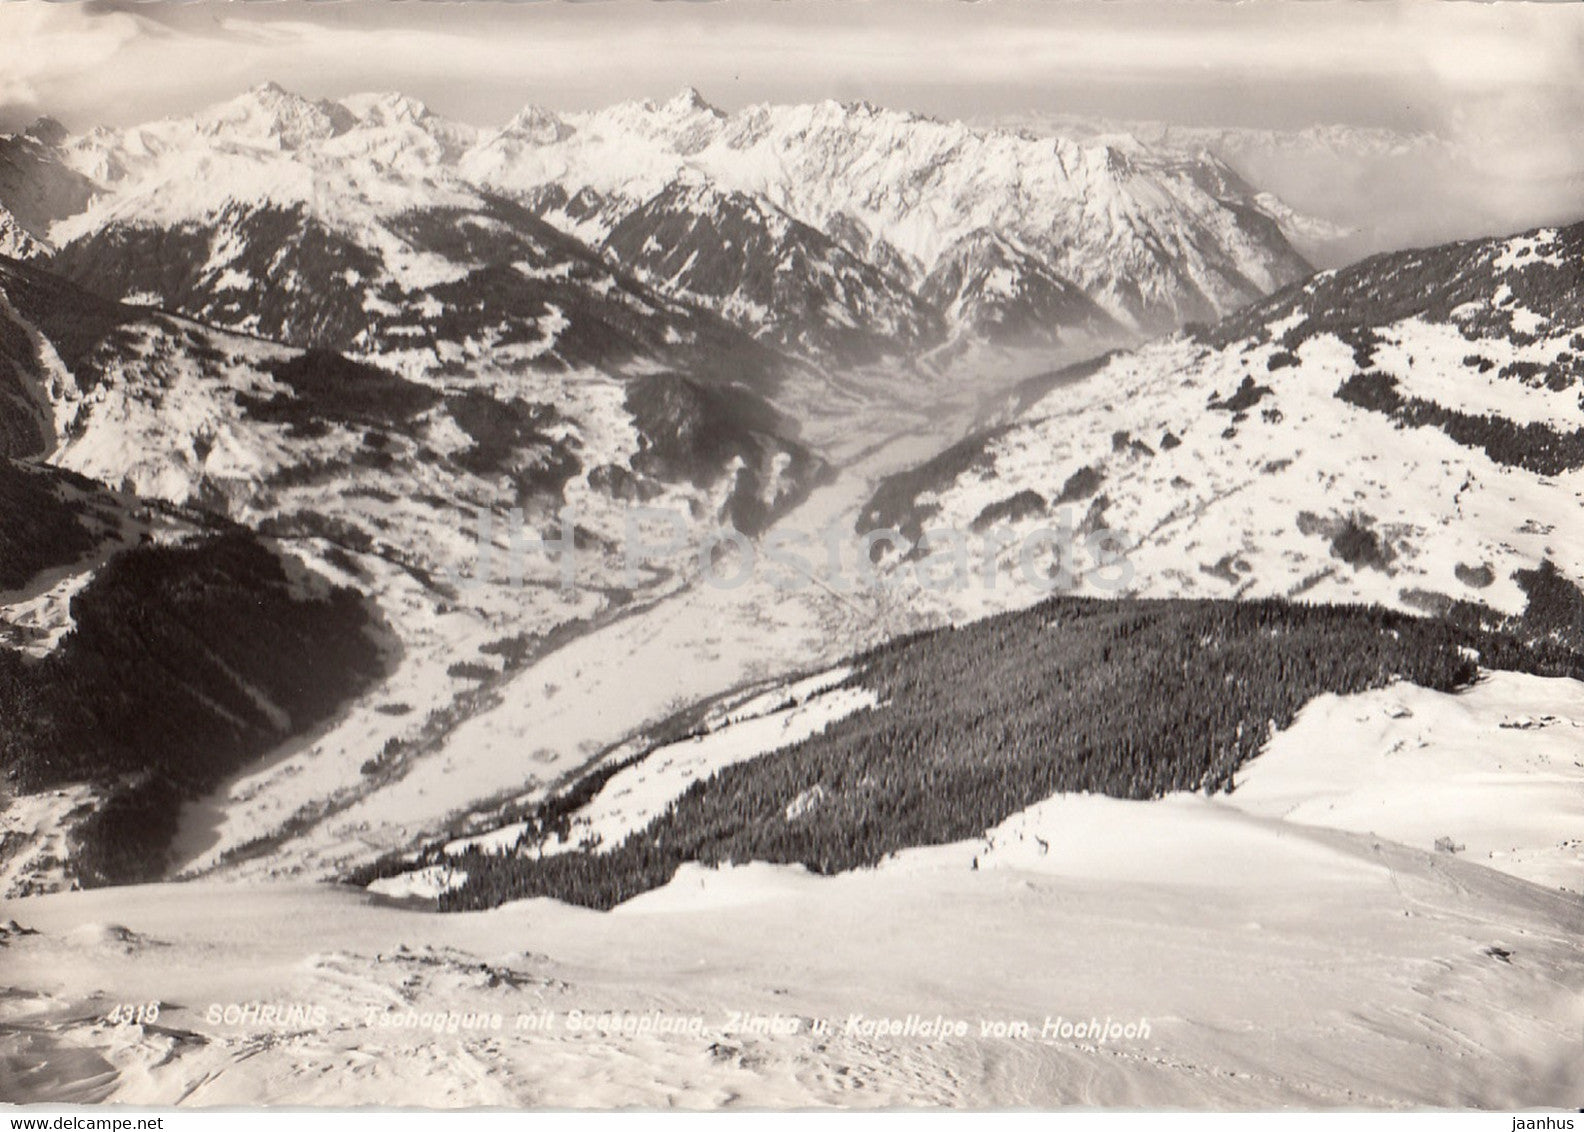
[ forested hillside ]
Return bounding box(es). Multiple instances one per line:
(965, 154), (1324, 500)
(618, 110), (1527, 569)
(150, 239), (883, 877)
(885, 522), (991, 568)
(0, 530), (385, 885)
(363, 587), (1584, 911)
(0, 459), (120, 592)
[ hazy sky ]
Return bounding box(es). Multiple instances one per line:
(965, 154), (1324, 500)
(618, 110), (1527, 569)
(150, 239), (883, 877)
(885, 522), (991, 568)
(1, 0), (1580, 135)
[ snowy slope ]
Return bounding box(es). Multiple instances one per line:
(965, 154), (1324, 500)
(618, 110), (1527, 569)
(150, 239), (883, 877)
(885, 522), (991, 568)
(0, 254), (827, 895)
(860, 221), (1584, 625)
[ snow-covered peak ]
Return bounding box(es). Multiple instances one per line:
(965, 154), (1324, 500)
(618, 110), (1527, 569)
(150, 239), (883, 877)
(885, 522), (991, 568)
(192, 82), (356, 149)
(663, 87), (723, 117)
(1208, 221), (1584, 353)
(920, 227), (1117, 344)
(500, 105), (575, 145)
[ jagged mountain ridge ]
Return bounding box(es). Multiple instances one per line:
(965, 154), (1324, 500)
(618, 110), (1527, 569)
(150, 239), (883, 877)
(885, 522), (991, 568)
(600, 179), (945, 364)
(464, 88), (1314, 332)
(920, 229), (1120, 347)
(859, 221), (1584, 626)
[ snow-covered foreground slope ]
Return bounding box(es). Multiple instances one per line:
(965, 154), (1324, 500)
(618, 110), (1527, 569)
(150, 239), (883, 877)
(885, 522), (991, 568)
(1231, 672), (1584, 893)
(3, 671), (1582, 1108)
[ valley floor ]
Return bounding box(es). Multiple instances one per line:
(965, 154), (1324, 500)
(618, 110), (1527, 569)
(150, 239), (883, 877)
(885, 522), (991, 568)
(166, 365), (1006, 885)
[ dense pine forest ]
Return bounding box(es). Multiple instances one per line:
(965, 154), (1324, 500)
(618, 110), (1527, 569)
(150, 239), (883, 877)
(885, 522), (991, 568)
(0, 530), (385, 884)
(0, 460), (106, 591)
(424, 588), (1584, 912)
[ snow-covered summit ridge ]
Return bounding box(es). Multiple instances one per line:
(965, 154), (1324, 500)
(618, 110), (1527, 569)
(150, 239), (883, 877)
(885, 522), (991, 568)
(468, 89), (1313, 328)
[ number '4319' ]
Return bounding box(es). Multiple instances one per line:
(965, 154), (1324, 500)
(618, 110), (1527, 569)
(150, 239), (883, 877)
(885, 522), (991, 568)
(106, 1002), (161, 1024)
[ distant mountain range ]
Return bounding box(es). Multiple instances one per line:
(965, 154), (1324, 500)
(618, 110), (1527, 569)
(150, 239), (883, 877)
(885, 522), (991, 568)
(988, 111), (1584, 272)
(1, 84), (1314, 369)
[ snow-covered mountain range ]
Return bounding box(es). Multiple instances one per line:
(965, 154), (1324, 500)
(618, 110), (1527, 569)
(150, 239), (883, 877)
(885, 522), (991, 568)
(0, 84), (1314, 371)
(1, 77), (1582, 1114)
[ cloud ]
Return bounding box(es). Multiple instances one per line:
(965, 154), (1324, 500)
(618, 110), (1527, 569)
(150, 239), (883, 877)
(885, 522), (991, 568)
(0, 3), (143, 120)
(4, 0), (1581, 129)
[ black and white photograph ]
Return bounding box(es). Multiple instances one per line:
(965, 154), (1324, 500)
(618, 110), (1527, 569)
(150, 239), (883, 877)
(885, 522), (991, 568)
(0, 0), (1582, 1114)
